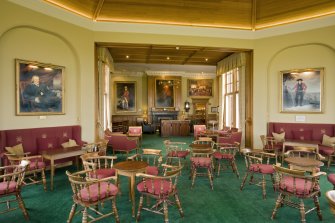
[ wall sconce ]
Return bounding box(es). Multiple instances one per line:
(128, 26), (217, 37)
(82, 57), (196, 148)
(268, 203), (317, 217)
(184, 101), (190, 112)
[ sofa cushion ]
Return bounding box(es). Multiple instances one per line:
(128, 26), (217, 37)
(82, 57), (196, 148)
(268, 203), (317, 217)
(322, 134), (335, 147)
(292, 130), (312, 141)
(61, 139), (79, 148)
(37, 137), (59, 152)
(272, 132), (285, 142)
(5, 143), (24, 156)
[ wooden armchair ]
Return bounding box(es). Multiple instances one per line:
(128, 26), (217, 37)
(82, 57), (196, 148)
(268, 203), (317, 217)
(163, 140), (190, 168)
(0, 161), (30, 220)
(81, 155), (118, 180)
(213, 143), (239, 178)
(271, 164), (326, 222)
(135, 165), (184, 223)
(5, 152), (47, 191)
(240, 150), (276, 199)
(66, 170), (120, 223)
(189, 139), (215, 190)
(128, 148), (163, 176)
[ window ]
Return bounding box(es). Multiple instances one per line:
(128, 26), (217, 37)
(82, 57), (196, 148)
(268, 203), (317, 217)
(223, 68), (239, 128)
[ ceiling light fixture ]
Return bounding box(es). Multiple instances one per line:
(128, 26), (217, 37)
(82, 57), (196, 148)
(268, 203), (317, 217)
(176, 46), (180, 50)
(205, 58), (208, 62)
(167, 57), (170, 60)
(126, 55), (129, 59)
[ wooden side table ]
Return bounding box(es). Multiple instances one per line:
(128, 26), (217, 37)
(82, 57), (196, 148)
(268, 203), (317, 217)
(113, 160), (148, 217)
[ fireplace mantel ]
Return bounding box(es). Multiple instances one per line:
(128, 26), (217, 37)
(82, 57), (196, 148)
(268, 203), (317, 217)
(151, 111), (179, 126)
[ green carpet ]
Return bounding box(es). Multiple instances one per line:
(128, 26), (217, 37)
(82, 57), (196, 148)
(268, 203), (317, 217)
(1, 134), (334, 223)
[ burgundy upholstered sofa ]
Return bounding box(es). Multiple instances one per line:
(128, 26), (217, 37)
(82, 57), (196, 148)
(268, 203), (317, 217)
(267, 122), (335, 166)
(0, 125), (85, 166)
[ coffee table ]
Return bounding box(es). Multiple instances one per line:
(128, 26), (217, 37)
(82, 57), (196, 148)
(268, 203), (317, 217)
(113, 160), (148, 217)
(41, 146), (87, 190)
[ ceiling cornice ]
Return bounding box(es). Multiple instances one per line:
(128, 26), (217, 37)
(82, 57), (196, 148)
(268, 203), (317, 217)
(8, 0), (335, 39)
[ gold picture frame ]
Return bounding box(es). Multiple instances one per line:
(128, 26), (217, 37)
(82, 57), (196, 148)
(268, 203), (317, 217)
(280, 68), (324, 113)
(16, 59), (65, 116)
(115, 81), (136, 113)
(155, 79), (176, 108)
(188, 79), (213, 97)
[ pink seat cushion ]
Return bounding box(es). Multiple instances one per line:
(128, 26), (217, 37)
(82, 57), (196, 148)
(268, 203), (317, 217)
(328, 173), (335, 185)
(191, 157), (212, 167)
(146, 166), (159, 176)
(89, 168), (116, 179)
(0, 181), (17, 195)
(213, 151), (222, 159)
(249, 164), (274, 174)
(28, 161), (46, 170)
(79, 182), (118, 202)
(137, 179), (172, 196)
(168, 151), (190, 158)
(279, 176), (313, 197)
(319, 145), (335, 156)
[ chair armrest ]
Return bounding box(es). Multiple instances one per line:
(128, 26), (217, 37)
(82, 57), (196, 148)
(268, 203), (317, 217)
(127, 154), (140, 160)
(312, 171), (327, 177)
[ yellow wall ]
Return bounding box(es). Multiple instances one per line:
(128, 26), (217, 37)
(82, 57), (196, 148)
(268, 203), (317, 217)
(253, 26), (335, 148)
(1, 1), (335, 147)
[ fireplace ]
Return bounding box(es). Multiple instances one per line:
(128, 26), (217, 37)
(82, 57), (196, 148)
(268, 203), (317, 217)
(151, 111), (179, 127)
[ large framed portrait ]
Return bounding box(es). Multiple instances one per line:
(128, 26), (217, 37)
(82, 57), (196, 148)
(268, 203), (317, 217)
(188, 79), (213, 97)
(115, 81), (136, 113)
(155, 79), (175, 108)
(16, 59), (65, 116)
(280, 68), (324, 113)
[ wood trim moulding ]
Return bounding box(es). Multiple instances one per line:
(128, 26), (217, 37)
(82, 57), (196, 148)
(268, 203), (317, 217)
(146, 71), (215, 78)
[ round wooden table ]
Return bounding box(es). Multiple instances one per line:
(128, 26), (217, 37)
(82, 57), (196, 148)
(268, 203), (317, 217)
(113, 160), (148, 217)
(284, 157), (324, 174)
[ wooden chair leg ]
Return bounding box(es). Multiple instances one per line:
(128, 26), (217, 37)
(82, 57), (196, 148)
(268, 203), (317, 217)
(313, 195), (323, 220)
(42, 169), (47, 191)
(271, 193), (283, 220)
(240, 172), (249, 190)
(67, 203), (77, 223)
(17, 193), (29, 220)
(82, 207), (88, 223)
(136, 195), (144, 221)
(163, 200), (169, 223)
(175, 193), (184, 217)
(112, 197), (120, 223)
(299, 199), (306, 223)
(262, 174), (266, 199)
(208, 167), (214, 190)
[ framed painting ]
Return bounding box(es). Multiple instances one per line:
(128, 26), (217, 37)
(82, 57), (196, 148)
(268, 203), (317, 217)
(16, 59), (65, 115)
(280, 68), (324, 113)
(115, 81), (136, 113)
(155, 79), (175, 108)
(188, 79), (213, 97)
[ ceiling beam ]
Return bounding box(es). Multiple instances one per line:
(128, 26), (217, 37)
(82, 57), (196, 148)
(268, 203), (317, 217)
(251, 0), (256, 31)
(146, 45), (153, 63)
(93, 0), (105, 21)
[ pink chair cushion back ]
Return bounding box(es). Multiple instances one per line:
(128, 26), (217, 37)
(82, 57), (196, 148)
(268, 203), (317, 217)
(29, 161), (46, 170)
(137, 179), (172, 195)
(79, 182), (118, 202)
(146, 166), (159, 176)
(89, 168), (116, 179)
(0, 181), (17, 195)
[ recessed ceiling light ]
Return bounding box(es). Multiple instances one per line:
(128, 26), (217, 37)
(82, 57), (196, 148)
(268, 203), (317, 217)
(167, 57), (170, 60)
(176, 46), (180, 50)
(205, 58), (208, 62)
(126, 55), (129, 59)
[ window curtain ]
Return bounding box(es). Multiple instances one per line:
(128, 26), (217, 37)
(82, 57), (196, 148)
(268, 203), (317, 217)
(217, 52), (246, 149)
(97, 47), (114, 139)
